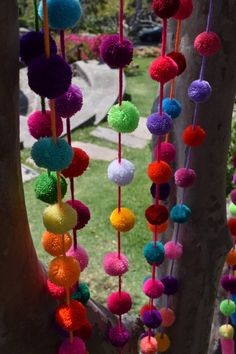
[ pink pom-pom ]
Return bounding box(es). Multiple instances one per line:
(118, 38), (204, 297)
(58, 337), (86, 354)
(159, 307), (176, 327)
(174, 168), (196, 188)
(220, 338), (235, 354)
(27, 110), (63, 139)
(194, 31), (221, 57)
(164, 241), (183, 260)
(66, 245), (89, 272)
(173, 0), (193, 19)
(107, 291), (132, 315)
(103, 252), (129, 276)
(47, 279), (75, 300)
(140, 336), (158, 354)
(149, 56), (178, 84)
(156, 142), (176, 163)
(143, 279), (164, 299)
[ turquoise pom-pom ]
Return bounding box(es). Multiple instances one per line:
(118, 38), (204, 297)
(108, 101), (140, 133)
(71, 283), (90, 305)
(170, 204), (192, 223)
(163, 98), (182, 119)
(144, 241), (165, 264)
(31, 137), (73, 171)
(38, 0), (82, 30)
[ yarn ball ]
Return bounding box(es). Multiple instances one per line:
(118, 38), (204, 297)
(173, 0), (193, 19)
(219, 300), (236, 316)
(43, 202), (77, 234)
(108, 101), (140, 133)
(108, 326), (130, 347)
(143, 279), (164, 299)
(28, 54), (72, 99)
(159, 308), (176, 327)
(146, 112), (173, 136)
(194, 31), (221, 57)
(167, 51), (186, 75)
(229, 202), (236, 217)
(170, 204), (191, 223)
(107, 159), (135, 186)
(34, 172), (67, 204)
(226, 249), (236, 266)
(20, 31), (57, 66)
(107, 291), (132, 315)
(148, 161), (172, 184)
(182, 125), (206, 147)
(58, 337), (86, 354)
(147, 221), (168, 233)
(140, 304), (157, 317)
(56, 300), (86, 331)
(62, 147), (89, 178)
(55, 84), (83, 119)
(47, 280), (75, 300)
(164, 241), (183, 260)
(38, 0), (82, 30)
(145, 205), (169, 225)
(66, 244), (89, 272)
(41, 230), (72, 256)
(48, 255), (80, 287)
(188, 80), (212, 103)
(31, 137), (73, 171)
(157, 142), (176, 163)
(140, 336), (158, 354)
(228, 218), (236, 235)
(142, 309), (162, 328)
(144, 241), (165, 265)
(219, 325), (234, 339)
(174, 168), (196, 188)
(150, 182), (171, 201)
(152, 0), (180, 18)
(28, 110), (63, 140)
(162, 98), (182, 119)
(66, 200), (91, 230)
(72, 283), (90, 305)
(155, 332), (171, 352)
(221, 275), (236, 293)
(161, 276), (178, 295)
(103, 252), (129, 276)
(231, 190), (236, 205)
(149, 56), (178, 83)
(100, 34), (133, 69)
(74, 320), (92, 341)
(110, 207), (135, 232)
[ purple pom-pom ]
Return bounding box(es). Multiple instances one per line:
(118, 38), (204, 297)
(221, 275), (236, 293)
(174, 168), (196, 188)
(100, 35), (133, 69)
(147, 112), (173, 135)
(161, 276), (178, 295)
(55, 84), (83, 118)
(28, 54), (72, 99)
(188, 79), (212, 103)
(231, 190), (236, 205)
(108, 326), (130, 347)
(66, 199), (90, 230)
(20, 31), (57, 65)
(142, 309), (162, 328)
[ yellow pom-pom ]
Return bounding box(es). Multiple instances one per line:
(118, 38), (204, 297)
(41, 231), (72, 256)
(156, 332), (170, 352)
(48, 255), (80, 288)
(110, 207), (135, 232)
(43, 202), (77, 234)
(219, 324), (234, 339)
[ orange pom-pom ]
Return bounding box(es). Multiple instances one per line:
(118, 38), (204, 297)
(140, 336), (158, 354)
(148, 161), (172, 184)
(159, 307), (176, 327)
(56, 300), (86, 331)
(182, 125), (206, 147)
(41, 231), (72, 256)
(228, 218), (236, 235)
(48, 256), (80, 287)
(226, 249), (236, 266)
(147, 221), (168, 233)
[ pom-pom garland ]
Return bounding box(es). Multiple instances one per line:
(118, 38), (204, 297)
(66, 244), (89, 272)
(28, 110), (63, 140)
(161, 275), (179, 295)
(219, 325), (234, 339)
(140, 336), (158, 354)
(148, 161), (172, 184)
(71, 283), (90, 305)
(145, 204), (169, 225)
(142, 309), (162, 328)
(149, 56), (178, 84)
(107, 159), (135, 186)
(110, 207), (135, 232)
(170, 204), (192, 223)
(48, 255), (80, 288)
(140, 304), (157, 317)
(144, 241), (165, 264)
(103, 252), (129, 276)
(58, 337), (86, 354)
(143, 279), (164, 299)
(167, 51), (186, 75)
(162, 98), (182, 119)
(146, 112), (173, 135)
(158, 142), (176, 162)
(221, 275), (236, 293)
(62, 147), (89, 178)
(182, 125), (206, 147)
(34, 172), (67, 204)
(55, 300), (86, 331)
(150, 182), (171, 201)
(55, 84), (83, 119)
(174, 167), (196, 188)
(194, 31), (221, 57)
(159, 307), (176, 327)
(47, 279), (73, 300)
(66, 199), (91, 230)
(41, 231), (72, 256)
(220, 300), (236, 316)
(164, 241), (183, 260)
(108, 101), (140, 133)
(107, 291), (132, 315)
(108, 326), (130, 347)
(43, 202), (77, 234)
(188, 79), (212, 103)
(75, 320), (92, 341)
(152, 0), (180, 19)
(173, 0), (193, 19)
(155, 332), (171, 352)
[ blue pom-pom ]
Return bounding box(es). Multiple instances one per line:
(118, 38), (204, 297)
(144, 241), (165, 264)
(170, 204), (192, 223)
(38, 0), (82, 30)
(31, 137), (73, 171)
(150, 182), (170, 200)
(162, 98), (182, 119)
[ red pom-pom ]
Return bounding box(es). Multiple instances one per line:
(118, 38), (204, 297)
(140, 304), (157, 317)
(56, 300), (86, 331)
(149, 56), (178, 84)
(182, 125), (206, 147)
(107, 291), (132, 315)
(148, 161), (172, 184)
(74, 320), (93, 341)
(152, 0), (180, 18)
(194, 31), (221, 57)
(62, 147), (89, 178)
(47, 279), (74, 300)
(145, 205), (169, 225)
(228, 218), (236, 236)
(167, 51), (186, 75)
(173, 0), (193, 19)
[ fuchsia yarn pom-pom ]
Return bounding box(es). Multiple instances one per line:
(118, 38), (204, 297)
(143, 279), (164, 299)
(152, 0), (180, 19)
(66, 200), (91, 230)
(47, 279), (67, 300)
(167, 51), (186, 76)
(140, 336), (158, 354)
(174, 168), (196, 188)
(103, 252), (129, 276)
(27, 110), (63, 139)
(164, 241), (183, 260)
(194, 31), (221, 57)
(173, 0), (193, 19)
(108, 326), (130, 347)
(58, 337), (86, 354)
(55, 84), (83, 119)
(66, 244), (89, 272)
(230, 190), (236, 205)
(107, 291), (132, 315)
(157, 142), (176, 163)
(149, 56), (178, 84)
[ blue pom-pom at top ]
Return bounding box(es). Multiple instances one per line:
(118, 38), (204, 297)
(31, 137), (73, 171)
(144, 241), (165, 265)
(162, 98), (182, 119)
(38, 0), (82, 30)
(170, 204), (192, 223)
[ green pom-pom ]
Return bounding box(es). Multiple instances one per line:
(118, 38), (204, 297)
(34, 172), (67, 204)
(108, 101), (140, 133)
(71, 283), (90, 305)
(220, 299), (236, 316)
(229, 202), (236, 216)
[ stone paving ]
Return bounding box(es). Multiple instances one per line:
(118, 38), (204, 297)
(21, 164), (38, 183)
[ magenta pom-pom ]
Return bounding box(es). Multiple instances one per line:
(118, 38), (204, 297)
(47, 279), (74, 300)
(156, 142), (176, 163)
(173, 0), (193, 19)
(55, 84), (83, 119)
(143, 279), (164, 299)
(66, 200), (90, 230)
(58, 337), (86, 354)
(108, 326), (130, 347)
(103, 252), (129, 276)
(220, 338), (235, 354)
(174, 168), (196, 188)
(107, 291), (132, 315)
(231, 190), (236, 205)
(27, 110), (63, 139)
(194, 31), (221, 57)
(66, 245), (89, 272)
(164, 241), (183, 260)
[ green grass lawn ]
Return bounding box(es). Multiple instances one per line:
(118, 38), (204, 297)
(22, 57), (158, 312)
